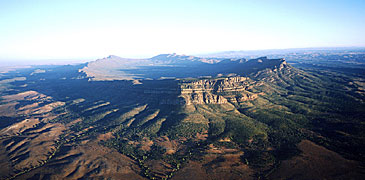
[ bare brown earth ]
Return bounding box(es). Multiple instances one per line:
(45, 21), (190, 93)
(0, 91), (67, 179)
(173, 143), (254, 180)
(0, 90), (145, 180)
(16, 141), (144, 180)
(0, 77), (27, 91)
(268, 140), (365, 180)
(155, 136), (185, 155)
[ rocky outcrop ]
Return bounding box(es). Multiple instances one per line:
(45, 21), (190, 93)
(178, 76), (257, 105)
(139, 76), (258, 105)
(181, 92), (227, 105)
(180, 77), (249, 93)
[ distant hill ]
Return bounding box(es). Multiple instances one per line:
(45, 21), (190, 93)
(150, 53), (220, 64)
(80, 54), (287, 80)
(199, 47), (365, 58)
(198, 47), (365, 72)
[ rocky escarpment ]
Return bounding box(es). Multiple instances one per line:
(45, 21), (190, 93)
(181, 92), (228, 105)
(179, 76), (258, 105)
(140, 76), (259, 105)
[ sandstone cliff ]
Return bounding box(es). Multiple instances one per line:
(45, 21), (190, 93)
(142, 76), (258, 105)
(178, 76), (257, 105)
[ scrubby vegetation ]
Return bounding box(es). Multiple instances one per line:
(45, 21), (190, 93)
(0, 54), (364, 179)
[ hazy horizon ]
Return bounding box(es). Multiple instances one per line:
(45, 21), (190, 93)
(1, 46), (365, 67)
(1, 0), (364, 62)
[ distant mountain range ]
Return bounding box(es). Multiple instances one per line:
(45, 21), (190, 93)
(199, 47), (365, 58)
(80, 54), (287, 81)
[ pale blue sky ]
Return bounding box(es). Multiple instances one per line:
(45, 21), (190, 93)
(0, 0), (364, 62)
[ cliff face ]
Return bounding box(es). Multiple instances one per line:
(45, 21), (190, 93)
(181, 92), (228, 105)
(180, 77), (248, 93)
(139, 76), (260, 105)
(140, 76), (258, 105)
(178, 76), (257, 105)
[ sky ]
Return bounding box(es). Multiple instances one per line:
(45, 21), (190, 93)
(0, 0), (364, 63)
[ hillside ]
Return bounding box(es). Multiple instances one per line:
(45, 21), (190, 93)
(0, 54), (364, 179)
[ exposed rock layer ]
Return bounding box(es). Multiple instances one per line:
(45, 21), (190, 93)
(140, 76), (258, 105)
